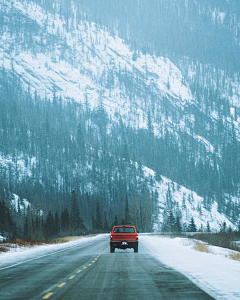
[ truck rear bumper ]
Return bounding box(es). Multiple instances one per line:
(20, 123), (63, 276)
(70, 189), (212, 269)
(110, 241), (138, 249)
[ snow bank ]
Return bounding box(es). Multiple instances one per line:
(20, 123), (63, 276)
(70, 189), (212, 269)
(0, 234), (106, 270)
(141, 235), (240, 300)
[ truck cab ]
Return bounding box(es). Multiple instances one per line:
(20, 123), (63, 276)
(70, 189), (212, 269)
(110, 225), (138, 253)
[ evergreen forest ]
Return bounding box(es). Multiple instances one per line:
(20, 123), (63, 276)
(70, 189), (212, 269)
(1, 0), (240, 240)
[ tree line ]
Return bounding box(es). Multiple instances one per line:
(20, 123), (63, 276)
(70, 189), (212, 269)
(2, 194), (240, 242)
(160, 209), (240, 236)
(0, 192), (151, 240)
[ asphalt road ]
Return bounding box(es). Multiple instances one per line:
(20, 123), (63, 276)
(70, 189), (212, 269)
(0, 235), (214, 300)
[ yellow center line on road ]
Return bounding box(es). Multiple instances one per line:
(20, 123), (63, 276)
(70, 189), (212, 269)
(41, 250), (105, 299)
(42, 292), (54, 299)
(58, 282), (66, 288)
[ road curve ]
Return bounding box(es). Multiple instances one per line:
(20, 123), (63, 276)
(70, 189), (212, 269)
(0, 234), (214, 300)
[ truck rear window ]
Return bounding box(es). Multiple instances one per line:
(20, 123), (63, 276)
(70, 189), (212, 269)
(113, 227), (135, 233)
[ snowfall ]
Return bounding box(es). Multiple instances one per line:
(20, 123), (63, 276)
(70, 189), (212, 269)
(0, 234), (240, 299)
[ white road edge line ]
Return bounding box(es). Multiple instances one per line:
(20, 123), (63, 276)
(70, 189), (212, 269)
(0, 242), (91, 271)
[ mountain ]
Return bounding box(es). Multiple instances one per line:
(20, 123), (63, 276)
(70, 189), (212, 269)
(0, 0), (240, 235)
(1, 0), (193, 133)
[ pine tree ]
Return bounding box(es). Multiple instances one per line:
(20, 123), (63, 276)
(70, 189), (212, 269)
(23, 205), (31, 239)
(61, 208), (70, 232)
(221, 221), (227, 233)
(188, 217), (197, 232)
(182, 193), (186, 209)
(168, 211), (175, 232)
(0, 201), (4, 232)
(174, 216), (182, 233)
(166, 186), (173, 210)
(91, 213), (96, 230)
(122, 140), (129, 160)
(70, 190), (85, 232)
(76, 122), (86, 163)
(54, 212), (60, 236)
(44, 211), (55, 239)
(114, 215), (118, 226)
(163, 210), (175, 232)
(95, 201), (103, 230)
(23, 216), (29, 239)
(206, 221), (211, 232)
(0, 200), (16, 237)
(139, 200), (143, 232)
(103, 212), (109, 231)
(147, 109), (154, 137)
(125, 195), (131, 224)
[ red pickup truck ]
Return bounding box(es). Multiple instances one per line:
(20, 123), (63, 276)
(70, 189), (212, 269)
(110, 225), (138, 253)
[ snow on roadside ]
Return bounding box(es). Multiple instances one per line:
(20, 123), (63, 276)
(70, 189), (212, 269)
(0, 234), (106, 269)
(141, 235), (240, 300)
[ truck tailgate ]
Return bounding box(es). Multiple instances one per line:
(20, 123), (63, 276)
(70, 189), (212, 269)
(112, 234), (137, 241)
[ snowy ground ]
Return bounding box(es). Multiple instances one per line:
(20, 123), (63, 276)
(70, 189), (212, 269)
(141, 235), (240, 300)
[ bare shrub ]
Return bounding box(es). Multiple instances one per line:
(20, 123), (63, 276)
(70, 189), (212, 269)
(189, 232), (240, 251)
(0, 246), (8, 253)
(229, 252), (240, 261)
(193, 241), (210, 253)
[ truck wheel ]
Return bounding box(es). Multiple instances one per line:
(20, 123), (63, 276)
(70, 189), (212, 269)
(110, 245), (115, 253)
(134, 245), (138, 253)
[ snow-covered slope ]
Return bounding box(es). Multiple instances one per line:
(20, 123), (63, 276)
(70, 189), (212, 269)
(0, 0), (193, 135)
(2, 0), (239, 148)
(3, 0), (239, 151)
(0, 154), (36, 182)
(141, 165), (236, 231)
(11, 193), (32, 213)
(1, 152), (235, 231)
